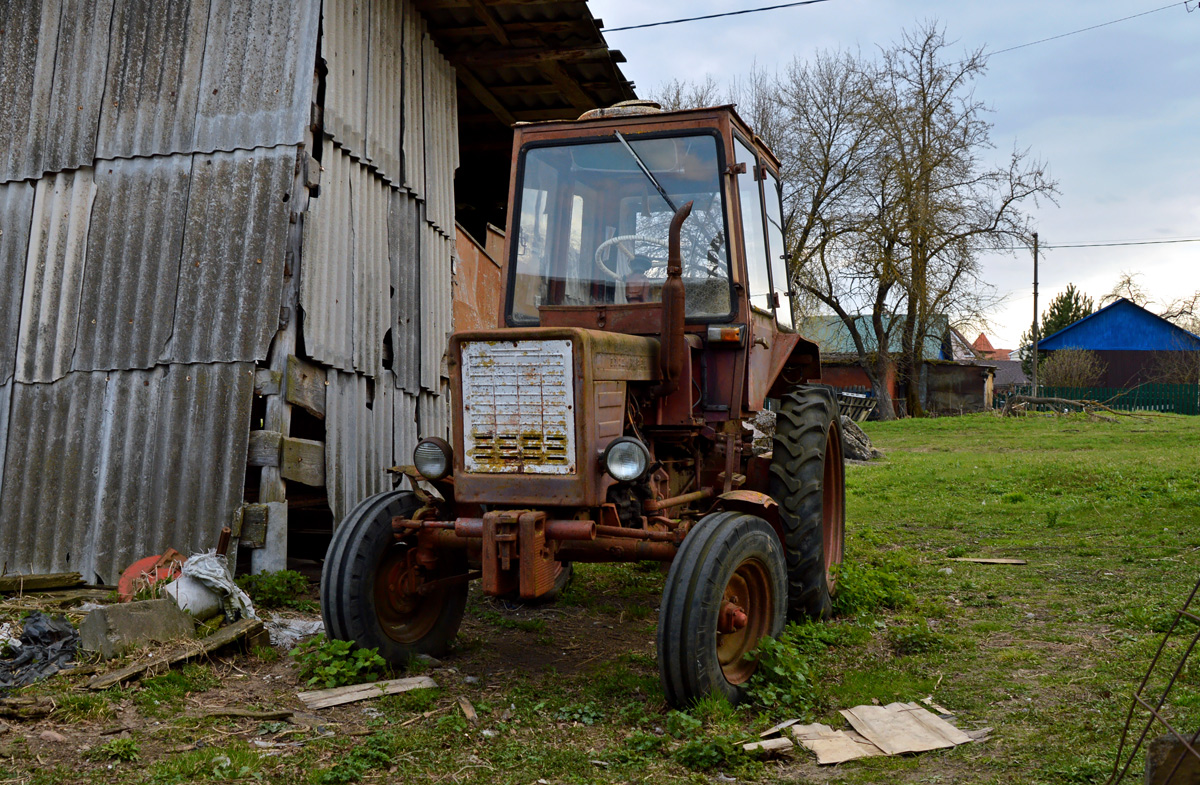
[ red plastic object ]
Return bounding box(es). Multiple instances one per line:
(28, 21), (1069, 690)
(117, 548), (185, 601)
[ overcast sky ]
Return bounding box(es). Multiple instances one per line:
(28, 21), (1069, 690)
(589, 0), (1200, 348)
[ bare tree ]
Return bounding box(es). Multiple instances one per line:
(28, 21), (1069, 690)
(1039, 348), (1106, 388)
(647, 75), (723, 112)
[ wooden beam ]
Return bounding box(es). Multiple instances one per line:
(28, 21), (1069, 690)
(536, 59), (594, 111)
(88, 619), (266, 690)
(285, 354), (327, 419)
(0, 573), (84, 593)
(465, 0), (510, 46)
(433, 20), (590, 42)
(280, 437), (326, 487)
(247, 430), (282, 468)
(456, 68), (516, 126)
(447, 44), (613, 68)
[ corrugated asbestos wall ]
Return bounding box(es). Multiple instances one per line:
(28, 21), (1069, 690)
(0, 0), (457, 581)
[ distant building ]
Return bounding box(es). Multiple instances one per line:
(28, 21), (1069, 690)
(972, 333), (1015, 362)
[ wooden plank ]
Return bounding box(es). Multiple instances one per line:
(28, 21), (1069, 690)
(196, 708), (294, 721)
(88, 619), (264, 690)
(0, 697), (54, 719)
(297, 676), (438, 710)
(280, 437), (325, 487)
(254, 368), (282, 397)
(285, 354), (327, 419)
(239, 504), (269, 549)
(0, 573), (84, 593)
(247, 430), (282, 468)
(946, 558), (1027, 565)
(456, 68), (516, 127)
(743, 737), (793, 754)
(536, 59), (594, 111)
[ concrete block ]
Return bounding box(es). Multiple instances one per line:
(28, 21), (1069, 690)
(80, 599), (195, 660)
(1145, 733), (1200, 785)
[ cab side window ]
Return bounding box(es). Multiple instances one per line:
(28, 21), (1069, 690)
(734, 138), (772, 315)
(764, 170), (793, 329)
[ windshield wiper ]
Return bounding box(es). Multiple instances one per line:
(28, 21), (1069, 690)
(613, 130), (679, 213)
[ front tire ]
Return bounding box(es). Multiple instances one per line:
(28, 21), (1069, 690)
(769, 386), (846, 620)
(320, 490), (468, 663)
(657, 512), (788, 708)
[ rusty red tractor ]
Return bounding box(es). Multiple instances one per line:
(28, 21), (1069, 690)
(322, 102), (845, 707)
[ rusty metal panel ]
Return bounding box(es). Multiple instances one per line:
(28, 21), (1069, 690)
(0, 182), (35, 384)
(192, 0), (320, 154)
(15, 169), (98, 384)
(394, 389), (418, 470)
(321, 0), (368, 160)
(301, 137), (355, 372)
(419, 217), (453, 392)
(365, 0), (404, 184)
(418, 385), (450, 442)
(351, 160), (391, 376)
(401, 3), (426, 198)
(169, 145), (296, 364)
(389, 188), (421, 393)
(461, 339), (575, 474)
(74, 154), (191, 372)
(96, 0), (210, 161)
(325, 368), (394, 522)
(0, 362), (254, 584)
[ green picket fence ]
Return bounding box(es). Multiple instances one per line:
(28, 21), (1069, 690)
(999, 384), (1200, 415)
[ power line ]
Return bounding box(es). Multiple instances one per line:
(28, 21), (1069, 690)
(980, 237), (1200, 252)
(986, 2), (1182, 58)
(600, 0), (835, 33)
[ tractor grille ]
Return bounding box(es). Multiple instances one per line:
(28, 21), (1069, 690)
(461, 340), (576, 474)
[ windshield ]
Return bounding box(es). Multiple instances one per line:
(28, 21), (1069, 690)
(508, 133), (732, 324)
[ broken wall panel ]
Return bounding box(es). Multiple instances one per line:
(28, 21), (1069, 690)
(418, 217), (453, 393)
(393, 389), (418, 477)
(350, 161), (391, 376)
(96, 0), (210, 161)
(0, 182), (35, 384)
(192, 0), (320, 154)
(325, 368), (395, 522)
(169, 145), (296, 364)
(300, 138), (355, 373)
(365, 0), (404, 184)
(0, 362), (254, 584)
(15, 169), (98, 384)
(388, 189), (421, 393)
(320, 0), (369, 160)
(73, 154), (192, 372)
(417, 386), (450, 441)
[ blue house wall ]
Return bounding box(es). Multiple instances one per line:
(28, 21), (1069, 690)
(1039, 299), (1200, 352)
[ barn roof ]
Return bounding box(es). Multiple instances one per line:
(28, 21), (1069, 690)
(1038, 298), (1200, 352)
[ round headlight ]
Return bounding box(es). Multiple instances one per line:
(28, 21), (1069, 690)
(413, 438), (453, 481)
(604, 438), (650, 482)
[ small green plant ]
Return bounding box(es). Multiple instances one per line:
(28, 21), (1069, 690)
(235, 570), (313, 610)
(664, 709), (702, 739)
(672, 735), (743, 770)
(252, 644), (280, 662)
(53, 692), (114, 722)
(554, 702), (603, 725)
(613, 729), (665, 763)
(290, 635), (387, 688)
(745, 632), (816, 710)
(314, 733), (394, 784)
(85, 738), (139, 763)
(887, 621), (947, 655)
(832, 561), (913, 617)
(135, 664), (220, 716)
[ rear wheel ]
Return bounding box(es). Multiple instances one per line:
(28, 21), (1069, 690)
(320, 490), (468, 663)
(769, 385), (846, 620)
(657, 512), (787, 708)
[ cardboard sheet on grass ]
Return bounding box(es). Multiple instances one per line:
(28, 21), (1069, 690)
(793, 702), (972, 764)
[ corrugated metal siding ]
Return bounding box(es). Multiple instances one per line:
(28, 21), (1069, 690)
(192, 0), (320, 154)
(0, 382), (9, 507)
(74, 155), (191, 372)
(15, 169), (98, 384)
(301, 137), (355, 372)
(419, 216), (453, 392)
(401, 5), (426, 198)
(169, 145), (296, 364)
(321, 0), (369, 160)
(325, 368), (394, 521)
(41, 0), (114, 177)
(351, 161), (391, 375)
(0, 182), (35, 384)
(96, 0), (210, 161)
(0, 363), (254, 584)
(389, 189), (421, 392)
(421, 34), (457, 235)
(0, 2), (55, 183)
(365, 0), (404, 184)
(393, 389), (418, 473)
(417, 386), (450, 440)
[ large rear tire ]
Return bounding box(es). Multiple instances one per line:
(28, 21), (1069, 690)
(769, 386), (846, 620)
(657, 512), (787, 708)
(320, 490), (468, 663)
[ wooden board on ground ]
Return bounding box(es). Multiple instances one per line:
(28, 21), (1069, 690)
(840, 702), (973, 756)
(0, 573), (84, 593)
(947, 558), (1027, 565)
(297, 676), (438, 710)
(88, 619), (264, 690)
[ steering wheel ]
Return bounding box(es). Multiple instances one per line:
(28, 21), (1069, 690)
(593, 234), (670, 279)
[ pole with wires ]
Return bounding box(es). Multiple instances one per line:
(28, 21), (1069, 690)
(1031, 232), (1039, 398)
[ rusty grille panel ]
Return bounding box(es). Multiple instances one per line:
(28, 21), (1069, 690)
(462, 340), (575, 474)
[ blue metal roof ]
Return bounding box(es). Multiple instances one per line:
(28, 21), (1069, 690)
(1038, 298), (1200, 352)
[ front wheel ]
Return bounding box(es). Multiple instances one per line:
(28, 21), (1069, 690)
(320, 490), (468, 663)
(657, 512), (788, 708)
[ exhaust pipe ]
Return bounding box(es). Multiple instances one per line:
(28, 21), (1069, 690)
(654, 200), (693, 398)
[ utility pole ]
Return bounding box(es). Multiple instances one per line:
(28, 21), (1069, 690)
(1031, 232), (1039, 397)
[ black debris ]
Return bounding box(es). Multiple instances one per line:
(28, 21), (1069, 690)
(0, 612), (79, 692)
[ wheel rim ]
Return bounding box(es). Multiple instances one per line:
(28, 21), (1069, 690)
(715, 557), (775, 685)
(374, 543), (444, 644)
(823, 421), (846, 588)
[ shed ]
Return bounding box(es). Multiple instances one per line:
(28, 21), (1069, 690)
(0, 0), (632, 583)
(1037, 298), (1200, 387)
